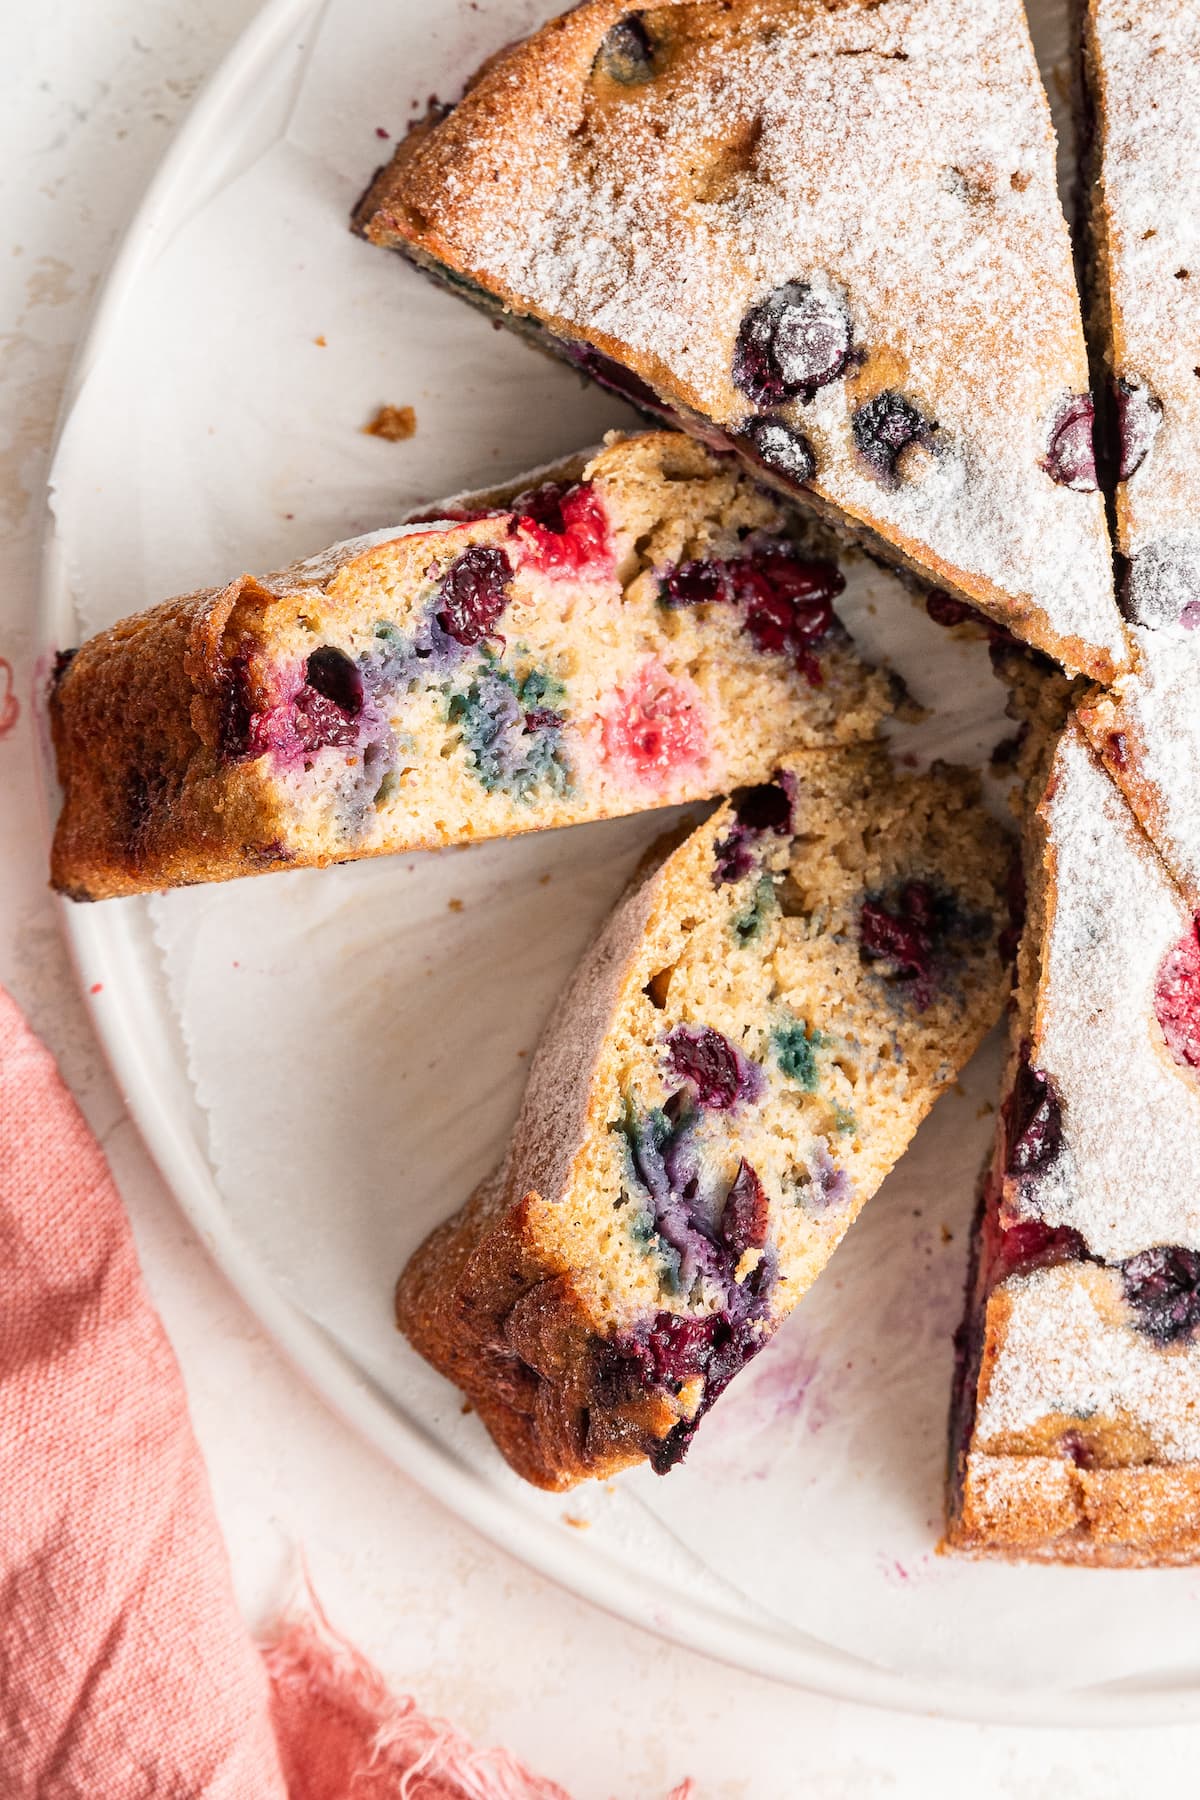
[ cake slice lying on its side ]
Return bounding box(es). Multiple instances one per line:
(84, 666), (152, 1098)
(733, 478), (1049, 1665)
(1075, 0), (1200, 906)
(398, 746), (1012, 1489)
(49, 431), (898, 901)
(946, 720), (1200, 1564)
(355, 0), (1126, 681)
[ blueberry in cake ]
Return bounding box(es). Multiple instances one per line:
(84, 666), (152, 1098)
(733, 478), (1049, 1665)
(1074, 0), (1200, 906)
(354, 0), (1127, 682)
(946, 719), (1200, 1563)
(50, 431), (897, 901)
(397, 746), (1012, 1489)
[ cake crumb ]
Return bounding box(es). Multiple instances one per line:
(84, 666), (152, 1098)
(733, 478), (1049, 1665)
(563, 1514), (591, 1531)
(447, 896), (463, 912)
(940, 1224), (954, 1244)
(364, 403), (417, 442)
(313, 334), (327, 347)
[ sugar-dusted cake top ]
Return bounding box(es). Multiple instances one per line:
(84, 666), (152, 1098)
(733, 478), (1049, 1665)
(1020, 724), (1200, 1259)
(1074, 1), (1200, 911)
(1088, 0), (1200, 597)
(1079, 620), (1200, 908)
(362, 0), (1126, 680)
(976, 1263), (1200, 1464)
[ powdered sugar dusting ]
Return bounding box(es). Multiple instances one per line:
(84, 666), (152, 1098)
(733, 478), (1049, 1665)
(977, 1264), (1200, 1462)
(1025, 726), (1200, 1258)
(1078, 0), (1200, 908)
(1096, 619), (1200, 905)
(953, 726), (1200, 1545)
(425, 0), (1122, 669)
(257, 521), (469, 593)
(1091, 0), (1200, 557)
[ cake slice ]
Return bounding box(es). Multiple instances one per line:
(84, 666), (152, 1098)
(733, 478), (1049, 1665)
(355, 0), (1126, 682)
(49, 431), (897, 901)
(946, 719), (1200, 1564)
(1075, 0), (1200, 906)
(398, 745), (1012, 1489)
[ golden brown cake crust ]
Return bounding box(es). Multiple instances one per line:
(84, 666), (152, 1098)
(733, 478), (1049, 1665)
(397, 1172), (679, 1492)
(49, 543), (433, 902)
(49, 580), (283, 901)
(949, 1453), (1200, 1566)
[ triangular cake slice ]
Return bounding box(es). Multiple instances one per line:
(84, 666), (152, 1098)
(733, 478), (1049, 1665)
(1075, 0), (1200, 905)
(946, 719), (1200, 1563)
(50, 432), (897, 900)
(398, 745), (1011, 1489)
(355, 0), (1126, 681)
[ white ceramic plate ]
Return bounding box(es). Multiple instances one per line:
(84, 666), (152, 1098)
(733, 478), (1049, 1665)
(39, 0), (1200, 1724)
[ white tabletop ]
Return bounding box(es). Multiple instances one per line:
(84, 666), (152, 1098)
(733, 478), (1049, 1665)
(1, 3), (1193, 1791)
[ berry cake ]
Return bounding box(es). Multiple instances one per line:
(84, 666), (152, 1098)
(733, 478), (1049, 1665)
(354, 0), (1127, 681)
(946, 720), (1200, 1563)
(1075, 0), (1200, 907)
(49, 431), (897, 901)
(398, 746), (1012, 1489)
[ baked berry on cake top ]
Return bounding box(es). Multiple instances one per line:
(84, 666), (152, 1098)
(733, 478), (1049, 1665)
(355, 0), (1126, 682)
(50, 431), (896, 901)
(398, 744), (1012, 1489)
(1075, 0), (1200, 906)
(947, 718), (1200, 1563)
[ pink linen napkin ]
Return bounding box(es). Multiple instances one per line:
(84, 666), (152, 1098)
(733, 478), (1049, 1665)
(0, 984), (691, 1799)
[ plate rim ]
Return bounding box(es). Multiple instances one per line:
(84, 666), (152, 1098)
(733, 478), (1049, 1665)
(34, 0), (1200, 1728)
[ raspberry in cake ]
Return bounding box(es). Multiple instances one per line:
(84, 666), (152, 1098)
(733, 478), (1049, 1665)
(1075, 0), (1200, 906)
(49, 431), (897, 901)
(946, 719), (1200, 1564)
(397, 745), (1012, 1489)
(354, 0), (1127, 682)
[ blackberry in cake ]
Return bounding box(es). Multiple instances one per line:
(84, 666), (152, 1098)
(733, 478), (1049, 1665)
(397, 745), (1012, 1489)
(49, 432), (897, 901)
(946, 719), (1200, 1564)
(354, 0), (1127, 682)
(1075, 0), (1200, 906)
